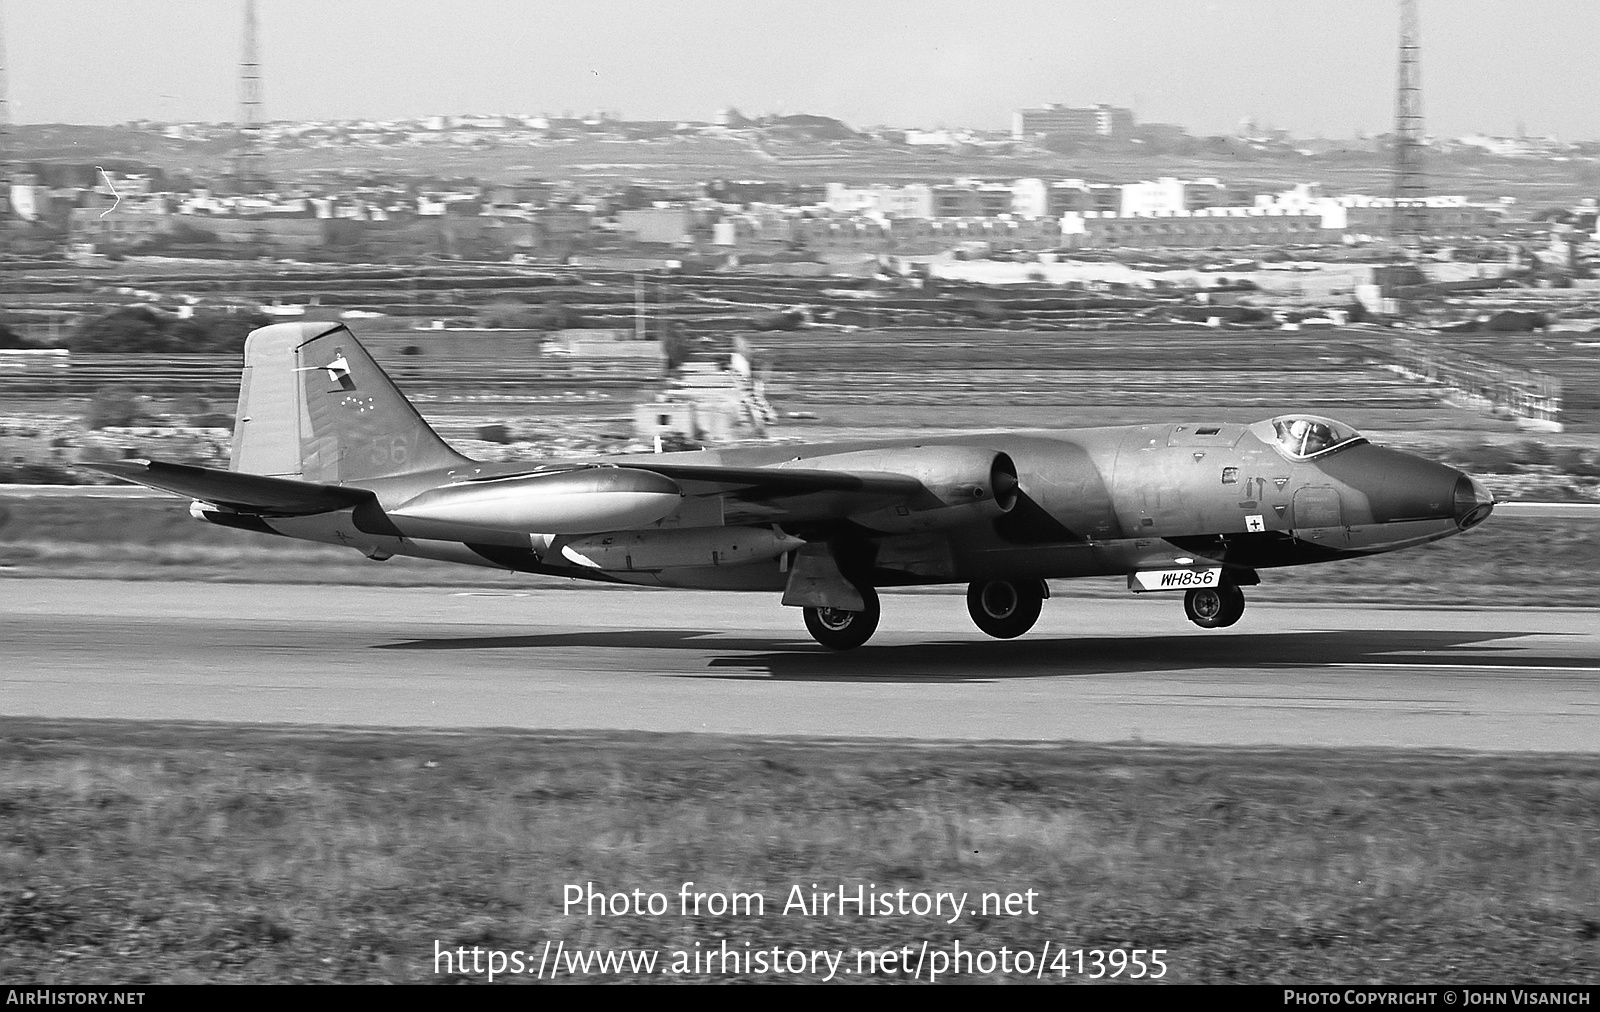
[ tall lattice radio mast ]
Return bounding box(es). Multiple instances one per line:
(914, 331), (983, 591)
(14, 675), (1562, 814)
(1392, 0), (1426, 244)
(0, 1), (10, 243)
(232, 0), (270, 193)
(0, 1), (12, 166)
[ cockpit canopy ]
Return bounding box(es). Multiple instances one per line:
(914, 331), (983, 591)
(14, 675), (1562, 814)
(1251, 414), (1367, 461)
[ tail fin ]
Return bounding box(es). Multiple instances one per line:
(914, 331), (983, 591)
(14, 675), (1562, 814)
(230, 322), (470, 483)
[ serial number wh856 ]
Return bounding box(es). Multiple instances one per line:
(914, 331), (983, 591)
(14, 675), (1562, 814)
(1129, 567), (1222, 592)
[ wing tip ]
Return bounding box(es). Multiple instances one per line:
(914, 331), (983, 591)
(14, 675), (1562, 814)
(77, 459), (155, 479)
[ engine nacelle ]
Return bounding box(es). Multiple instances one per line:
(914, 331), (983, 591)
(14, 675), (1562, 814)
(554, 526), (805, 572)
(388, 466), (683, 536)
(798, 445), (1019, 534)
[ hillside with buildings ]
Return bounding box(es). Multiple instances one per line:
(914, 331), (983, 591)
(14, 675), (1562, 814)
(4, 100), (1600, 482)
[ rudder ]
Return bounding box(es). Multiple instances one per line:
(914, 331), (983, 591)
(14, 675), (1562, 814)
(231, 322), (469, 483)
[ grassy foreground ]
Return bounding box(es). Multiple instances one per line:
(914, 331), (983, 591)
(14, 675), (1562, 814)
(0, 720), (1595, 984)
(3, 496), (1599, 605)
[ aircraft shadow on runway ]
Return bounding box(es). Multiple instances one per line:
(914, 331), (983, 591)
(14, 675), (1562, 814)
(377, 629), (811, 653)
(375, 627), (1592, 683)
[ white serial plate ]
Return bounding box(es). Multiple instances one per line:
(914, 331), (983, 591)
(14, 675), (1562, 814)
(1128, 567), (1223, 592)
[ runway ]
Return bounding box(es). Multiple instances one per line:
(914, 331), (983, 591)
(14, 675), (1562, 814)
(1, 579), (1595, 751)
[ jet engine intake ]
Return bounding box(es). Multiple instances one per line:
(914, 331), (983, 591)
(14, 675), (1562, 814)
(802, 445), (1018, 533)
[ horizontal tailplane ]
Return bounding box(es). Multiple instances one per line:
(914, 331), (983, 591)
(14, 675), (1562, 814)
(82, 459), (373, 516)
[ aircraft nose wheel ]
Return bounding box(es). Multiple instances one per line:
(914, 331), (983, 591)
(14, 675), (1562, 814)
(1184, 584), (1245, 629)
(803, 584), (880, 650)
(966, 579), (1046, 639)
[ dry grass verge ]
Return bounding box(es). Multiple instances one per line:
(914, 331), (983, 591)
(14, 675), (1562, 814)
(1, 720), (1596, 983)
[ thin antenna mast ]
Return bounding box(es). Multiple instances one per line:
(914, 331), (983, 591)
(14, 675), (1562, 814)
(232, 0), (270, 193)
(1392, 0), (1426, 245)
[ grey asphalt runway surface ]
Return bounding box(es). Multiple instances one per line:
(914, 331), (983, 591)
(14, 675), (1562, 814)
(1, 579), (1595, 751)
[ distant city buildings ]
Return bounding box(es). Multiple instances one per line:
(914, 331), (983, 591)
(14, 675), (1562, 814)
(48, 164), (1503, 258)
(828, 177), (1228, 222)
(1453, 133), (1575, 158)
(1, 107), (1538, 262)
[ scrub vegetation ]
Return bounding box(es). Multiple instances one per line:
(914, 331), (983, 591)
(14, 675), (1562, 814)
(0, 720), (1595, 983)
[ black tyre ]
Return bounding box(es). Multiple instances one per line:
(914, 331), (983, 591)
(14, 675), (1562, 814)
(1184, 584), (1245, 629)
(803, 584), (881, 650)
(966, 579), (1045, 639)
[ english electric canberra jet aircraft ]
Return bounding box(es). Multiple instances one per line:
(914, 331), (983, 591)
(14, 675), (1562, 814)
(88, 322), (1495, 649)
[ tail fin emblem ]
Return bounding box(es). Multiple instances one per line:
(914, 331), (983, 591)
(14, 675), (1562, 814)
(294, 350), (357, 391)
(324, 353), (355, 390)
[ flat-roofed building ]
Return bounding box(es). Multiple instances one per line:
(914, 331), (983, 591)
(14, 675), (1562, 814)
(1012, 103), (1134, 140)
(1012, 179), (1049, 219)
(928, 180), (1033, 218)
(1063, 207), (1332, 248)
(1254, 186), (1495, 237)
(976, 182), (1014, 217)
(824, 183), (934, 219)
(932, 183), (980, 218)
(1335, 195), (1493, 237)
(1120, 177), (1230, 216)
(68, 200), (173, 247)
(616, 206), (695, 245)
(1046, 180), (1091, 216)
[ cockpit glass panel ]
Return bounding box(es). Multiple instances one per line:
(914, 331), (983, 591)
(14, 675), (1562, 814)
(1265, 415), (1365, 460)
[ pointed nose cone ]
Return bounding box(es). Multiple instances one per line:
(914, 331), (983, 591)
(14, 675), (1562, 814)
(1454, 474), (1494, 530)
(1321, 444), (1494, 530)
(1322, 444), (1463, 523)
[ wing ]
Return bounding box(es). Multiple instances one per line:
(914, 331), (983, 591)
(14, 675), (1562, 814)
(81, 459), (374, 516)
(86, 450), (1010, 536)
(599, 461), (936, 525)
(82, 457), (927, 529)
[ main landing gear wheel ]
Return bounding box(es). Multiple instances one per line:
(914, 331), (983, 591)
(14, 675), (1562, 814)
(966, 579), (1046, 639)
(803, 585), (880, 651)
(1184, 584), (1245, 629)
